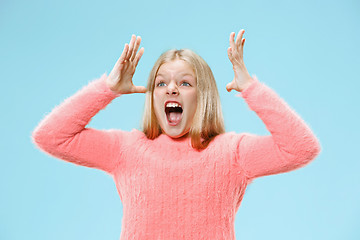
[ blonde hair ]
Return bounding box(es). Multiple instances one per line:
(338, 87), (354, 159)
(142, 49), (225, 150)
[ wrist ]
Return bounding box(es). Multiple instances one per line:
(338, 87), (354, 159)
(240, 78), (254, 92)
(103, 77), (122, 97)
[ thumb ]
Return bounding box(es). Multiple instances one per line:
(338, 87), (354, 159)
(226, 81), (236, 92)
(133, 85), (147, 94)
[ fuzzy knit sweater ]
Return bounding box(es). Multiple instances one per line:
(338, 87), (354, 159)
(31, 73), (321, 240)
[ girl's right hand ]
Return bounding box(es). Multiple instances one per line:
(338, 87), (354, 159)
(106, 34), (146, 94)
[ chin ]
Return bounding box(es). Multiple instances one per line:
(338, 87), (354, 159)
(168, 132), (189, 138)
(157, 114), (190, 138)
(164, 130), (187, 138)
(162, 126), (190, 139)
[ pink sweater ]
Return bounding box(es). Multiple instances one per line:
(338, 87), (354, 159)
(31, 73), (321, 240)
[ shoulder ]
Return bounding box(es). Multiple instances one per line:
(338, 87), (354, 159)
(209, 131), (248, 150)
(110, 128), (146, 139)
(213, 131), (246, 142)
(105, 128), (148, 145)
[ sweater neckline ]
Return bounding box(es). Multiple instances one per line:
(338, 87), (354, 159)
(157, 133), (193, 148)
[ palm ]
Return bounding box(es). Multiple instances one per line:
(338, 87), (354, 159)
(226, 29), (253, 92)
(106, 35), (146, 94)
(114, 58), (137, 93)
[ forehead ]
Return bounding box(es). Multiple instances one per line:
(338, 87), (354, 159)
(156, 60), (195, 78)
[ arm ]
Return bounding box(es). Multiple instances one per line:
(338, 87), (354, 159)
(238, 76), (321, 179)
(31, 74), (122, 175)
(31, 34), (146, 175)
(227, 30), (321, 179)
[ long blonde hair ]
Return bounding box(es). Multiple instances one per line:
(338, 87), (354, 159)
(142, 49), (225, 150)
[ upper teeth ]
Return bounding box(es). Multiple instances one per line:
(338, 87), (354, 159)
(166, 102), (182, 108)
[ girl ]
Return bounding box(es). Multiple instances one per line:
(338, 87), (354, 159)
(32, 30), (321, 240)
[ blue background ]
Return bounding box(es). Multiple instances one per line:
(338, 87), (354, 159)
(1, 0), (359, 239)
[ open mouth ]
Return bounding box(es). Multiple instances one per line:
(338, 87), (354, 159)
(165, 102), (183, 126)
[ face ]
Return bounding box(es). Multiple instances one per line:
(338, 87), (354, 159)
(153, 59), (197, 138)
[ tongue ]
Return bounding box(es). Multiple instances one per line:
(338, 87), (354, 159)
(168, 112), (182, 124)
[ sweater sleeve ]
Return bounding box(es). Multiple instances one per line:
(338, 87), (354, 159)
(31, 73), (124, 175)
(236, 76), (321, 180)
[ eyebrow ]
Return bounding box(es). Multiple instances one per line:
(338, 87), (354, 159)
(156, 73), (194, 78)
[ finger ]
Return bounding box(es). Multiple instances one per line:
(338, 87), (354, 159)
(126, 34), (136, 60)
(239, 38), (245, 57)
(118, 43), (129, 64)
(131, 36), (141, 61)
(235, 29), (245, 47)
(229, 32), (235, 52)
(227, 47), (234, 62)
(124, 37), (131, 60)
(129, 34), (137, 60)
(134, 47), (144, 67)
(132, 85), (147, 94)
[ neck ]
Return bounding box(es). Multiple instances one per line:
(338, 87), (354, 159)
(161, 132), (190, 142)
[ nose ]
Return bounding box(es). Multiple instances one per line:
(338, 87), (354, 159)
(166, 82), (179, 95)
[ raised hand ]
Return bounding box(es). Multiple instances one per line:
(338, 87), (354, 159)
(106, 34), (146, 94)
(226, 29), (254, 92)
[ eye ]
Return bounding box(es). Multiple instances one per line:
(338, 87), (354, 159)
(180, 81), (191, 87)
(156, 81), (166, 87)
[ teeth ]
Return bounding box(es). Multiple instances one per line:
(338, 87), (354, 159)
(166, 102), (182, 108)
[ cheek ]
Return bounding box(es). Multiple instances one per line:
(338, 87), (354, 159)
(192, 91), (198, 106)
(153, 89), (163, 101)
(152, 93), (162, 115)
(188, 92), (198, 116)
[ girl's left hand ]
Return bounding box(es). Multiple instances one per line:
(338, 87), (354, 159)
(226, 29), (254, 92)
